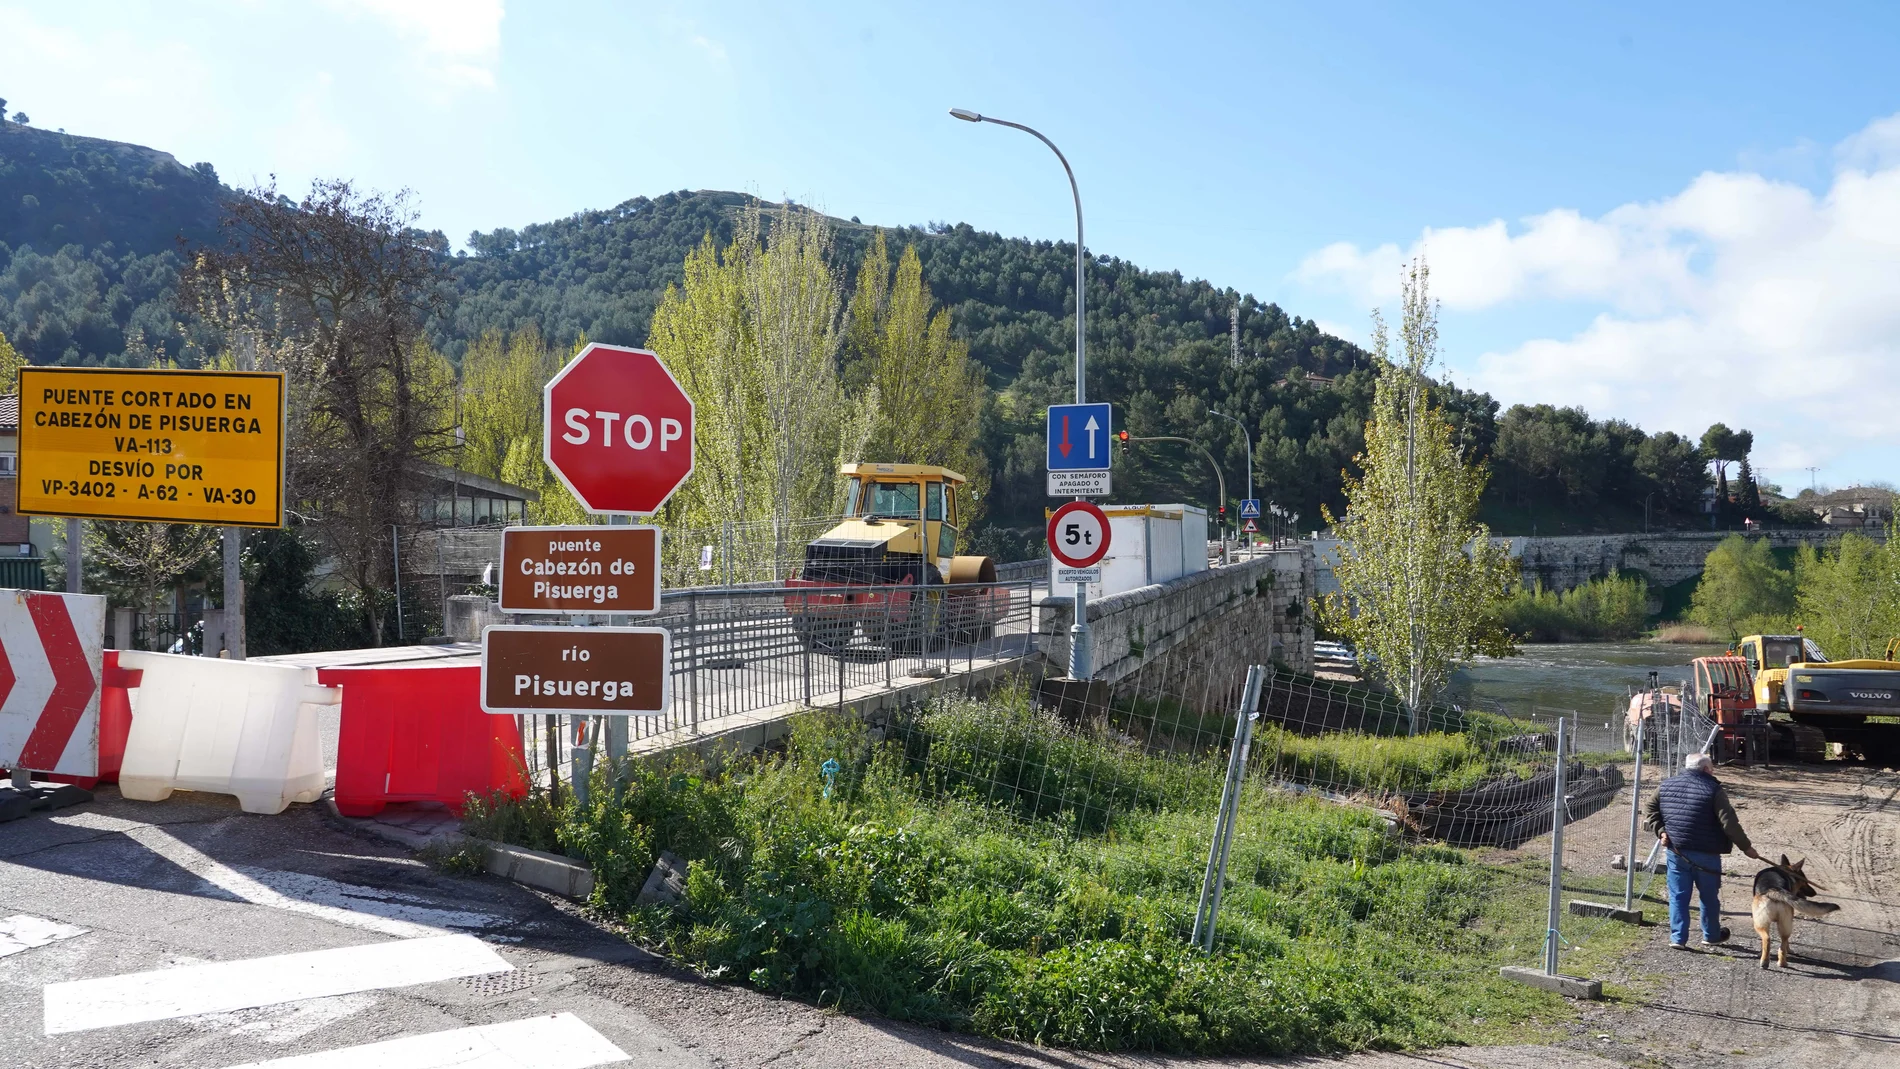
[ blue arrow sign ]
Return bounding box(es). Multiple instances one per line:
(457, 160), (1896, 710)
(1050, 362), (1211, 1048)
(1239, 498), (1261, 519)
(1047, 403), (1112, 471)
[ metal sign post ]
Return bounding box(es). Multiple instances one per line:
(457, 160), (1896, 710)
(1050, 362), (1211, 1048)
(1047, 500), (1111, 680)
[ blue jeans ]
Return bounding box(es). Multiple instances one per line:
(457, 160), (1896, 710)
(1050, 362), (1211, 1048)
(1666, 849), (1724, 944)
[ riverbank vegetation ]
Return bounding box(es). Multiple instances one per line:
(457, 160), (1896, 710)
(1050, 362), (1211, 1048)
(1686, 530), (1900, 655)
(1499, 572), (1651, 642)
(459, 693), (1593, 1056)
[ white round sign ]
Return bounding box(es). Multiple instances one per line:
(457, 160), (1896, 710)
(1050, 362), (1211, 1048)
(1047, 501), (1111, 569)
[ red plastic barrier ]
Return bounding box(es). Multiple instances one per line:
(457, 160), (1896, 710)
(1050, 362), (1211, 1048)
(319, 663), (528, 818)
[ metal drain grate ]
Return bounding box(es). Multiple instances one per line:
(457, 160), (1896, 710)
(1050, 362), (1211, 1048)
(460, 969), (534, 997)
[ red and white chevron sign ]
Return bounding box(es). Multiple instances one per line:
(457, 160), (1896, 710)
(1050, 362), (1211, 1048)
(0, 591), (106, 776)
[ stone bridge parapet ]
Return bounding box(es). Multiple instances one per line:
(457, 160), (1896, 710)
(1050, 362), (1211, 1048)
(1037, 544), (1315, 684)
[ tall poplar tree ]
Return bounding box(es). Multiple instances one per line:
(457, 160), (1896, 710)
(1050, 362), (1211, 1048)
(1319, 259), (1516, 732)
(649, 202), (848, 570)
(843, 231), (988, 531)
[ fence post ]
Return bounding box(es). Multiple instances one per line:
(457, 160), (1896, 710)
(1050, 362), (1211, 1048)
(687, 594), (700, 735)
(802, 620), (813, 708)
(1204, 666), (1262, 950)
(1623, 694), (1646, 912)
(570, 717), (593, 809)
(1544, 715), (1569, 975)
(1192, 664), (1264, 952)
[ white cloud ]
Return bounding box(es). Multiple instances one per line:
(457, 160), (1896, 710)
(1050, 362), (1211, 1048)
(323, 0), (504, 91)
(1296, 111), (1900, 478)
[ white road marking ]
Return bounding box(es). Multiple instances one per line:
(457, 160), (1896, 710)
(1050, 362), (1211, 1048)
(215, 1013), (628, 1069)
(0, 914), (88, 957)
(50, 812), (502, 938)
(43, 933), (510, 1034)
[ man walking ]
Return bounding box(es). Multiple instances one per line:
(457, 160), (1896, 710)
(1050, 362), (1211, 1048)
(1644, 752), (1762, 949)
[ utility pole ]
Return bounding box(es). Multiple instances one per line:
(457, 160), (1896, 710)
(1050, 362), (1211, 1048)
(1230, 305), (1240, 370)
(1806, 466), (1819, 493)
(64, 519), (81, 595)
(223, 334), (256, 658)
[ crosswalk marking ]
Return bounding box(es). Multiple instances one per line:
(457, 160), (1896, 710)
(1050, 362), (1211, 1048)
(215, 1013), (629, 1069)
(43, 933), (510, 1035)
(1, 914), (88, 957)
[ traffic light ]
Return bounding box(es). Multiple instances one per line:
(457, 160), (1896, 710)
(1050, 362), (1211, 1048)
(1116, 429), (1129, 443)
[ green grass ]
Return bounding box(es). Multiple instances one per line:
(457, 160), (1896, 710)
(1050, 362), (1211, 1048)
(465, 691), (1620, 1056)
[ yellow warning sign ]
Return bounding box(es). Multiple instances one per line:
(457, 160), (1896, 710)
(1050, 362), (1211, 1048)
(17, 367), (286, 527)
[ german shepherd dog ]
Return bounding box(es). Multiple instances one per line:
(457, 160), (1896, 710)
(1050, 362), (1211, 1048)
(1751, 855), (1839, 968)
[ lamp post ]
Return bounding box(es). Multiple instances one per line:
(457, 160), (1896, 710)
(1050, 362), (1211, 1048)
(953, 107), (1096, 678)
(1208, 408), (1251, 551)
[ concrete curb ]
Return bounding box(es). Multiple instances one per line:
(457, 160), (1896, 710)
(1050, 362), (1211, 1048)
(482, 842), (595, 900)
(1569, 899), (1644, 924)
(1499, 965), (1604, 999)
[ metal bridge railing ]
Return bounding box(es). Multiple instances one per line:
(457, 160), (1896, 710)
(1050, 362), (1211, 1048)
(620, 579), (1043, 745)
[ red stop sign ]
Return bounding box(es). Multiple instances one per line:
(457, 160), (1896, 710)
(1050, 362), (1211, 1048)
(543, 344), (695, 515)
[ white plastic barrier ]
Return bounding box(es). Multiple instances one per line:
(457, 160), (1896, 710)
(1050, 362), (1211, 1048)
(115, 651), (339, 815)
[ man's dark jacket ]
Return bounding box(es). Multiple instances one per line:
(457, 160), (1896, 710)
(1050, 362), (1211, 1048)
(1644, 768), (1754, 855)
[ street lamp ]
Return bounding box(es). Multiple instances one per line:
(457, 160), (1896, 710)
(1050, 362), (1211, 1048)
(950, 108), (1086, 404)
(1208, 408), (1251, 550)
(953, 107), (1096, 679)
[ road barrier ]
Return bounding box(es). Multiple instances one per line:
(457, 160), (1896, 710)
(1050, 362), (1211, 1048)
(114, 651), (334, 815)
(319, 661), (527, 817)
(0, 590), (107, 779)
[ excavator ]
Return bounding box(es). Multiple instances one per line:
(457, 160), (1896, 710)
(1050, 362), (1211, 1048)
(1632, 634), (1900, 765)
(783, 464), (1011, 653)
(1736, 633), (1900, 764)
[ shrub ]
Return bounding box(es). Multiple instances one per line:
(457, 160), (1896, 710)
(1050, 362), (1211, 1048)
(1499, 571), (1650, 641)
(463, 704), (1553, 1055)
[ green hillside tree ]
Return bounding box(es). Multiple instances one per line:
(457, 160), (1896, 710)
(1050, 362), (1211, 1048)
(1318, 259), (1517, 732)
(0, 328), (24, 392)
(1789, 528), (1900, 658)
(460, 326), (560, 481)
(1689, 534), (1795, 639)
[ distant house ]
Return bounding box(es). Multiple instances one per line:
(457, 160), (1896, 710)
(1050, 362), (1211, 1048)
(1815, 502), (1891, 527)
(0, 396), (43, 565)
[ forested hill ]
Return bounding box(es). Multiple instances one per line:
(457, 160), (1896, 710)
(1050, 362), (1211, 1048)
(443, 190), (1373, 531)
(3, 118), (1771, 539)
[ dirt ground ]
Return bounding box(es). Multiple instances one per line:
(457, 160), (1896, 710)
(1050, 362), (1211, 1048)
(1491, 760), (1900, 1069)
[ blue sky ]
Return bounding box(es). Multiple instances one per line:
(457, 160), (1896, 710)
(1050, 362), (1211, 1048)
(7, 1), (1900, 492)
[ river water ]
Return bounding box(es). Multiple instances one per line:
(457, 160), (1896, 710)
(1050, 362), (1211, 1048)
(1448, 641), (1728, 752)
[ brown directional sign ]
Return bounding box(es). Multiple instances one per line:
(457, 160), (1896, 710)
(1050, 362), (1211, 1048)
(480, 625), (669, 715)
(498, 525), (660, 614)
